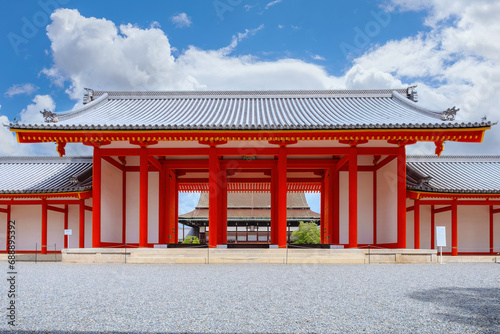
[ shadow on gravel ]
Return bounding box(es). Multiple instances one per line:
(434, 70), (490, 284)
(409, 287), (500, 331)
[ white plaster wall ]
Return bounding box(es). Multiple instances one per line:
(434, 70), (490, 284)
(376, 160), (397, 244)
(11, 205), (40, 251)
(101, 160), (123, 243)
(0, 208), (6, 251)
(406, 206), (414, 249)
(420, 205), (432, 249)
(457, 206), (489, 253)
(67, 205), (82, 248)
(126, 172), (140, 243)
(47, 208), (64, 251)
(358, 172), (373, 244)
(338, 171), (349, 244)
(148, 172), (159, 244)
(85, 198), (92, 248)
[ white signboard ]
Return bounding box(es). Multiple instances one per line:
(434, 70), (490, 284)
(64, 229), (72, 236)
(436, 226), (446, 247)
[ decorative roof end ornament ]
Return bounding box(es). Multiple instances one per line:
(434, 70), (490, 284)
(440, 106), (459, 121)
(406, 85), (418, 102)
(83, 88), (94, 105)
(40, 109), (59, 123)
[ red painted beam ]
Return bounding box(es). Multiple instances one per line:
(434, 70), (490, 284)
(139, 146), (149, 247)
(102, 156), (125, 171)
(0, 199), (84, 205)
(406, 206), (415, 212)
(84, 205), (93, 211)
(338, 165), (375, 172)
(419, 200), (500, 206)
(163, 160), (209, 169)
(92, 147), (101, 248)
(221, 160), (276, 169)
(492, 208), (500, 214)
(286, 147), (349, 156)
(348, 145), (358, 248)
(149, 148), (209, 156)
(433, 206), (453, 214)
(375, 155), (397, 171)
(100, 148), (140, 156)
(0, 208), (8, 214)
(148, 156), (162, 171)
(218, 147), (279, 156)
(47, 205), (66, 214)
(357, 147), (399, 155)
(5, 206), (11, 252)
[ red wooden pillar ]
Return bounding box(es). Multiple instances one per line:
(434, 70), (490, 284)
(122, 167), (127, 245)
(64, 205), (69, 248)
(92, 147), (101, 248)
(139, 146), (149, 247)
(158, 166), (167, 244)
(332, 166), (340, 245)
(320, 176), (326, 244)
(218, 166), (227, 244)
(348, 146), (358, 248)
(41, 199), (48, 254)
(270, 165), (277, 244)
(490, 206), (494, 255)
(277, 145), (288, 248)
(208, 145), (219, 247)
(451, 200), (458, 256)
(166, 169), (177, 243)
(79, 199), (85, 248)
(373, 169), (377, 245)
(174, 182), (179, 243)
(414, 199), (420, 249)
(430, 205), (435, 250)
(397, 145), (407, 248)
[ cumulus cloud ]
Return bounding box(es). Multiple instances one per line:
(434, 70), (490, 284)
(5, 83), (38, 97)
(171, 13), (191, 28)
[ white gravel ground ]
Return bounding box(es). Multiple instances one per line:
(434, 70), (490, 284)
(1, 263), (498, 333)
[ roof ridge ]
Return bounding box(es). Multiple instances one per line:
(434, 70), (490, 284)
(92, 88), (407, 99)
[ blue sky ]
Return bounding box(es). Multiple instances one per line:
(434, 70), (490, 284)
(1, 0), (499, 214)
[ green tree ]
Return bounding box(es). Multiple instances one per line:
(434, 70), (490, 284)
(182, 236), (200, 244)
(290, 222), (320, 244)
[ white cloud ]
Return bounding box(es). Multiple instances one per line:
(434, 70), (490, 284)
(20, 95), (55, 124)
(5, 83), (38, 97)
(265, 0), (282, 10)
(219, 24), (265, 55)
(171, 13), (191, 28)
(311, 54), (326, 61)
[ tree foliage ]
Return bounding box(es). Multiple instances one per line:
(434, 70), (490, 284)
(182, 236), (200, 244)
(290, 222), (320, 244)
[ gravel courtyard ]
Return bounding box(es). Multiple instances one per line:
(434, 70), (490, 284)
(1, 263), (498, 333)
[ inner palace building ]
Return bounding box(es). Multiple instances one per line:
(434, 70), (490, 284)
(1, 87), (499, 255)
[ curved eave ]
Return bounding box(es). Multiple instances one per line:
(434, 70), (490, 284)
(0, 190), (92, 200)
(407, 190), (500, 200)
(12, 126), (490, 144)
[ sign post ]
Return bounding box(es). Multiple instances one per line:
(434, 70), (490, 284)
(436, 226), (446, 264)
(64, 229), (72, 249)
